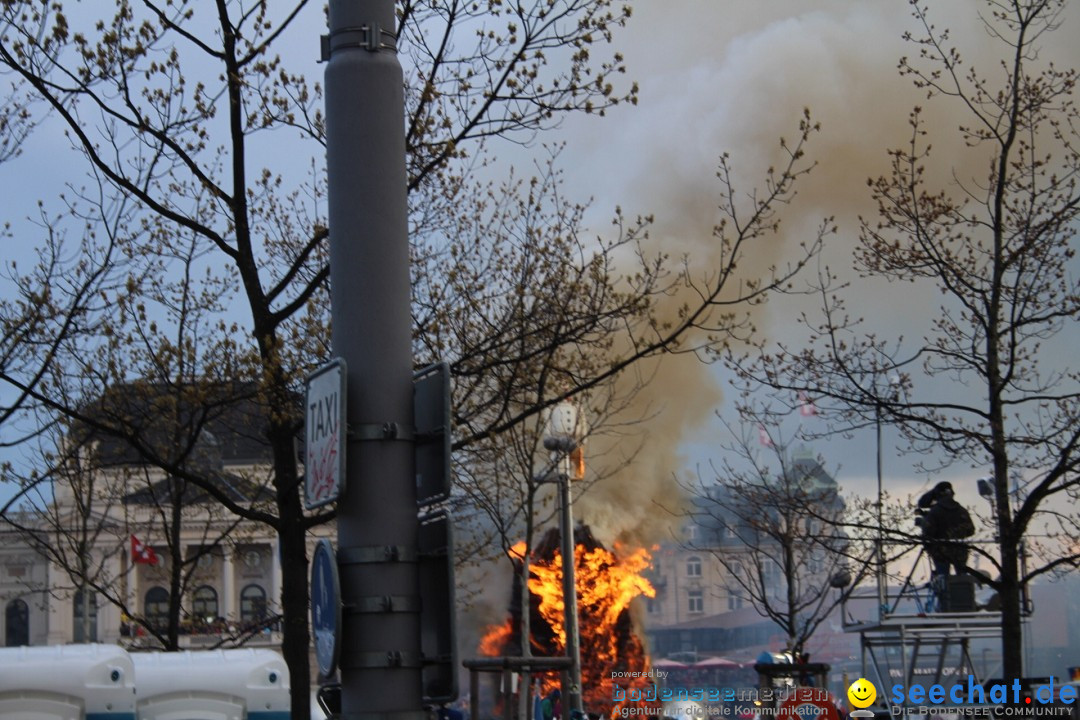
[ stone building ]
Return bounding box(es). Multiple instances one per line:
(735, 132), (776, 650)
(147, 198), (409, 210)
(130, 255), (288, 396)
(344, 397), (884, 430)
(640, 450), (856, 664)
(0, 383), (326, 650)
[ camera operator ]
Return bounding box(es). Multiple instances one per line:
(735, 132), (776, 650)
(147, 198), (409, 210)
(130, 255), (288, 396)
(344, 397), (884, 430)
(915, 481), (975, 585)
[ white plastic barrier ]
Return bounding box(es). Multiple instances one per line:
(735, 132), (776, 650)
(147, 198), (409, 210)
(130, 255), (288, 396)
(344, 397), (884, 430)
(0, 643), (137, 720)
(130, 648), (289, 720)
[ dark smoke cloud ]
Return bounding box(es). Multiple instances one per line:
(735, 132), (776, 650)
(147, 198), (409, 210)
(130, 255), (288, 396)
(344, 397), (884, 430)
(562, 0), (1080, 533)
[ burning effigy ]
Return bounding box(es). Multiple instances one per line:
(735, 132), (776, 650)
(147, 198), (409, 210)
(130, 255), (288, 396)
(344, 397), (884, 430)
(480, 525), (659, 716)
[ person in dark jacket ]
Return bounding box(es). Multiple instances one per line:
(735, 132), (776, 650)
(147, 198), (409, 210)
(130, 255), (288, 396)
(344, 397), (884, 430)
(916, 481), (974, 580)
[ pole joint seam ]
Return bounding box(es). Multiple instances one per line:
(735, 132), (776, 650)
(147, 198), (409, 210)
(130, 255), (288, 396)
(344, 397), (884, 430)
(348, 421), (414, 441)
(321, 23), (397, 61)
(345, 595), (421, 614)
(341, 650), (424, 669)
(338, 545), (418, 564)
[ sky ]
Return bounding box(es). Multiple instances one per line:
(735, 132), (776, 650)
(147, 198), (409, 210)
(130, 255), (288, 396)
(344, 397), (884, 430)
(2, 1), (1079, 551)
(451, 0), (1080, 651)
(2, 1), (1079, 673)
(536, 0), (1080, 548)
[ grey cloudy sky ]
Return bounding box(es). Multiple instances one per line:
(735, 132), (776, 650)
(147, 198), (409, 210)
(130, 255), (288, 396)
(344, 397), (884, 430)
(3, 1), (1078, 537)
(547, 0), (1080, 544)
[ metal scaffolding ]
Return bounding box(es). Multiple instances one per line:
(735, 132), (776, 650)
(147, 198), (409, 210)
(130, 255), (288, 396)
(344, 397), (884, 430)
(841, 549), (1020, 711)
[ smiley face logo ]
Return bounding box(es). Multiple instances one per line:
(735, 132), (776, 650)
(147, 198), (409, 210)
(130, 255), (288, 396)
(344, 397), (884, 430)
(847, 678), (877, 709)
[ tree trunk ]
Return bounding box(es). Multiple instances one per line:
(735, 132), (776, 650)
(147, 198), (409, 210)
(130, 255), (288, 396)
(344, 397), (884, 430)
(167, 481), (184, 650)
(271, 428), (312, 720)
(999, 536), (1024, 682)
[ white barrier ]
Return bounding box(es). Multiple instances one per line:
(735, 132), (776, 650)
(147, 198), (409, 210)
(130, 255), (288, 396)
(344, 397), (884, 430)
(131, 648), (290, 720)
(0, 643), (137, 720)
(0, 645), (290, 720)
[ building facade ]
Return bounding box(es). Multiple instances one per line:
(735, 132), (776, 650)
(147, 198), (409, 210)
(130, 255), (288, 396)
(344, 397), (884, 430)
(639, 450), (856, 664)
(0, 384), (328, 651)
(0, 516), (293, 650)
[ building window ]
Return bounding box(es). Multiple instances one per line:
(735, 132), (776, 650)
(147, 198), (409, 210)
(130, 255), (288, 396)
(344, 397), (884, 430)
(728, 591), (744, 611)
(686, 556), (702, 577)
(145, 586), (169, 630)
(762, 559), (780, 594)
(240, 584), (267, 626)
(73, 588), (98, 643)
(192, 585), (219, 622)
(5, 599), (29, 646)
(688, 589), (703, 614)
(243, 549), (264, 570)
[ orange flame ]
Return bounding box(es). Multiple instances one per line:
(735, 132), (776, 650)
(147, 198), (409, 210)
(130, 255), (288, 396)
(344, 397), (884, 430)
(530, 543), (655, 650)
(479, 620), (514, 657)
(479, 539), (658, 716)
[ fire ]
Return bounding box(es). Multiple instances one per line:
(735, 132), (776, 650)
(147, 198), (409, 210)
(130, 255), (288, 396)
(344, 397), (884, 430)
(479, 621), (514, 657)
(480, 528), (658, 716)
(530, 543), (654, 650)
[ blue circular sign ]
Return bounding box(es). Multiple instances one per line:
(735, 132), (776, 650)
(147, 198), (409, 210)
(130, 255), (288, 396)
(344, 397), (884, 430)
(311, 539), (341, 678)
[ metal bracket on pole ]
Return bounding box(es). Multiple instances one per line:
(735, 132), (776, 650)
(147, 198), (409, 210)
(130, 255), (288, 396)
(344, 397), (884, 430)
(340, 713), (428, 720)
(321, 23), (397, 61)
(338, 545), (418, 565)
(348, 421), (414, 441)
(343, 650), (424, 670)
(347, 595), (421, 614)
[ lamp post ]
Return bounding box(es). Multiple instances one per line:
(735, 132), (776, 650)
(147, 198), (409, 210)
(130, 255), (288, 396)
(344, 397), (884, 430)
(874, 375), (902, 619)
(324, 1), (421, 715)
(543, 402), (585, 717)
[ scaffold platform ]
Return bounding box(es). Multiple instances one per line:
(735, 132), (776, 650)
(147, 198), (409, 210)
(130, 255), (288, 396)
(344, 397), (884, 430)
(841, 558), (1019, 709)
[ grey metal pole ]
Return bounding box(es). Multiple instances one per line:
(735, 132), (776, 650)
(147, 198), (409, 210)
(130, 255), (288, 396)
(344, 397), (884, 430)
(559, 459), (583, 716)
(325, 1), (421, 717)
(875, 403), (885, 618)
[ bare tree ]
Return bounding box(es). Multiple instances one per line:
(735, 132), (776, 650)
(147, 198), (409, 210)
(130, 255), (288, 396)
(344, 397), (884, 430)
(398, 0), (638, 191)
(678, 428), (870, 658)
(0, 2), (831, 713)
(0, 8), (38, 164)
(3, 412), (253, 651)
(0, 3), (638, 713)
(0, 192), (130, 454)
(4, 427), (123, 645)
(4, 230), (274, 650)
(416, 115), (830, 453)
(731, 0), (1080, 681)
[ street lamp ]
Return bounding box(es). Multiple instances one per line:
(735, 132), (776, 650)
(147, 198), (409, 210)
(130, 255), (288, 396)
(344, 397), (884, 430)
(543, 401), (586, 717)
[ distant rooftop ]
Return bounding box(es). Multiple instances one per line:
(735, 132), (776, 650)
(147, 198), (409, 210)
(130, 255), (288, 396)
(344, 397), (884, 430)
(79, 380), (289, 467)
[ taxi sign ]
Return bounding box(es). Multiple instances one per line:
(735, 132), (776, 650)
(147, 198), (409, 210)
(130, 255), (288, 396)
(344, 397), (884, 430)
(305, 359), (347, 509)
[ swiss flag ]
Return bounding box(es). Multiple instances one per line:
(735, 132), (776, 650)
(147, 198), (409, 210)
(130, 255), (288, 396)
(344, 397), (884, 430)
(131, 534), (159, 565)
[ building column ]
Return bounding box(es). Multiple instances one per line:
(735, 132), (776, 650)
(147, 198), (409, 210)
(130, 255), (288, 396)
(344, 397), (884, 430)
(271, 539), (283, 615)
(222, 549), (235, 620)
(44, 560), (66, 645)
(102, 550), (123, 642)
(129, 549), (139, 640)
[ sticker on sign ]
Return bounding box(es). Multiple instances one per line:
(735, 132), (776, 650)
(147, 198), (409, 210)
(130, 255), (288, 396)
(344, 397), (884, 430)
(305, 358), (347, 509)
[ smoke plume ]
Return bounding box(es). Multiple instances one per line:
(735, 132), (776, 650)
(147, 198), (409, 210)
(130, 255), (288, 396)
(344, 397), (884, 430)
(567, 0), (1080, 535)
